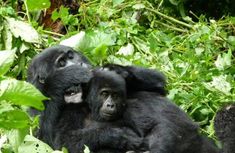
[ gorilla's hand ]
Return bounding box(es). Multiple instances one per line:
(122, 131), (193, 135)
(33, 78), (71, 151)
(103, 64), (167, 96)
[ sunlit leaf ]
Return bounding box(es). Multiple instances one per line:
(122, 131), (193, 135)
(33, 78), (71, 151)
(0, 49), (15, 76)
(203, 75), (231, 95)
(116, 43), (134, 56)
(18, 135), (53, 153)
(214, 50), (232, 70)
(6, 17), (40, 43)
(25, 0), (50, 11)
(60, 31), (86, 49)
(0, 110), (30, 129)
(0, 79), (46, 110)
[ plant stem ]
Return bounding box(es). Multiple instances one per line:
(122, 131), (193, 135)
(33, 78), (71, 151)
(146, 7), (192, 29)
(42, 30), (64, 37)
(24, 0), (31, 23)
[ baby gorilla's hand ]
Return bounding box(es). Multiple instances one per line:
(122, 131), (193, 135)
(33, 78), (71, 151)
(121, 128), (147, 151)
(103, 64), (130, 79)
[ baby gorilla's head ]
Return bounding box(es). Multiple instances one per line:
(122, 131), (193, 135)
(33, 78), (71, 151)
(85, 69), (126, 122)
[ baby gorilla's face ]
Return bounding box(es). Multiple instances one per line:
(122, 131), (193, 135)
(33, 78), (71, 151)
(99, 87), (125, 120)
(87, 69), (127, 121)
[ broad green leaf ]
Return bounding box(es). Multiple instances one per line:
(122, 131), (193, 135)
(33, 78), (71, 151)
(7, 128), (29, 152)
(0, 79), (46, 110)
(0, 110), (30, 129)
(25, 0), (50, 11)
(6, 17), (40, 43)
(0, 49), (15, 76)
(214, 50), (232, 70)
(0, 101), (14, 113)
(91, 44), (108, 63)
(60, 31), (86, 49)
(203, 75), (231, 95)
(77, 30), (116, 53)
(18, 135), (53, 153)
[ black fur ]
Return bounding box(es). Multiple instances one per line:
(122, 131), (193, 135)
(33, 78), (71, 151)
(27, 45), (92, 147)
(103, 64), (167, 96)
(27, 45), (167, 153)
(214, 103), (235, 153)
(83, 69), (220, 153)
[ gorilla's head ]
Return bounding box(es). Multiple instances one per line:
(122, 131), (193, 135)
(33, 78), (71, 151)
(85, 69), (127, 121)
(27, 45), (92, 103)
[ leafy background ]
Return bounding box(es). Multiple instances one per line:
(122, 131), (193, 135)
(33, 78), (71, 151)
(0, 0), (234, 152)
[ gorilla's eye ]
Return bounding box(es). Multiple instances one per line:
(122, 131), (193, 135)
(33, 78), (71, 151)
(67, 51), (74, 59)
(58, 59), (66, 67)
(100, 90), (109, 98)
(112, 93), (118, 99)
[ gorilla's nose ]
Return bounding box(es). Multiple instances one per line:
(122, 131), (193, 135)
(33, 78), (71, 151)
(106, 102), (116, 112)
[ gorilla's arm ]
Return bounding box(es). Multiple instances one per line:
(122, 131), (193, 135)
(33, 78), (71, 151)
(68, 127), (143, 152)
(214, 103), (235, 153)
(103, 64), (167, 96)
(52, 102), (143, 153)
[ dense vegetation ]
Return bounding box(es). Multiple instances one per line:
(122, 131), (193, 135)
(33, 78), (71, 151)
(0, 0), (234, 152)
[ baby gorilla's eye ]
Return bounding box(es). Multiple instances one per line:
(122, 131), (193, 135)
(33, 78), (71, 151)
(100, 90), (109, 98)
(58, 59), (66, 67)
(112, 93), (119, 99)
(67, 50), (74, 59)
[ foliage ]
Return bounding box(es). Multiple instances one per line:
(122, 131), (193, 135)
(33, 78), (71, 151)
(0, 0), (235, 152)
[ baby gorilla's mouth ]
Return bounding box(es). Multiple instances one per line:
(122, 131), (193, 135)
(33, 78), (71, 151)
(64, 85), (83, 103)
(100, 111), (117, 121)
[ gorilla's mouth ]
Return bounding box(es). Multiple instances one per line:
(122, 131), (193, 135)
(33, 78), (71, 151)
(100, 112), (117, 121)
(64, 85), (83, 103)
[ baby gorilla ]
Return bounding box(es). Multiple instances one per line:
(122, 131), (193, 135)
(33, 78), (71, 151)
(85, 69), (127, 122)
(83, 69), (219, 153)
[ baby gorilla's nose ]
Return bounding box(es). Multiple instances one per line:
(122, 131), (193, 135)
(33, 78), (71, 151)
(105, 101), (116, 112)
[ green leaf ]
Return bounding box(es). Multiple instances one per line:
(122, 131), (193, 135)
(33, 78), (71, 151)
(0, 49), (15, 76)
(112, 0), (124, 7)
(18, 135), (53, 153)
(0, 79), (46, 110)
(7, 128), (29, 152)
(6, 17), (40, 43)
(60, 31), (86, 48)
(91, 44), (108, 63)
(214, 49), (232, 70)
(51, 10), (60, 21)
(203, 75), (231, 95)
(116, 43), (134, 56)
(0, 110), (30, 129)
(3, 24), (13, 50)
(132, 4), (145, 10)
(25, 0), (51, 11)
(78, 30), (116, 53)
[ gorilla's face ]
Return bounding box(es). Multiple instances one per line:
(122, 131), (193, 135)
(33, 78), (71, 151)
(86, 70), (127, 121)
(27, 45), (92, 103)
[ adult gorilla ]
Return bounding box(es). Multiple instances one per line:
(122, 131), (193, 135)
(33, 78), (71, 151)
(27, 45), (92, 146)
(27, 45), (167, 152)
